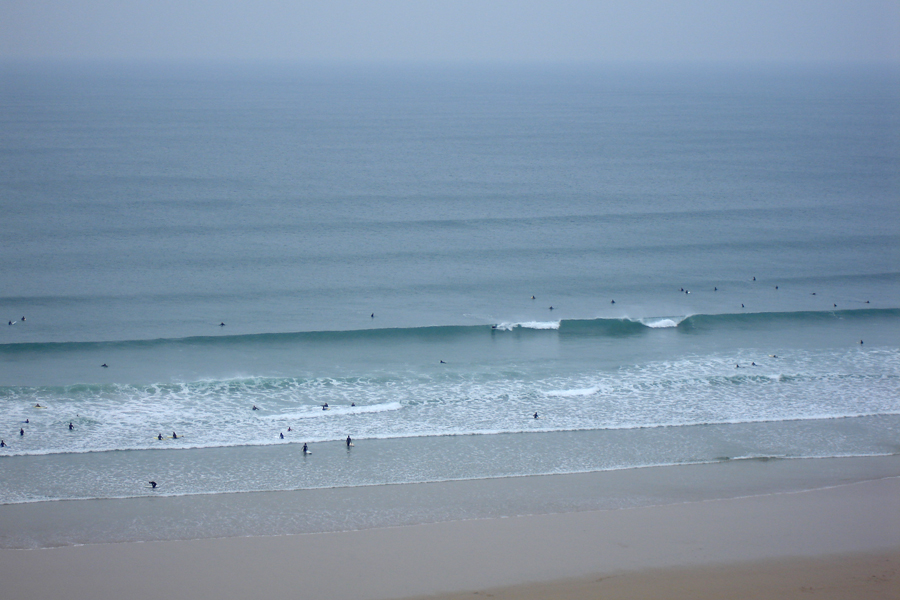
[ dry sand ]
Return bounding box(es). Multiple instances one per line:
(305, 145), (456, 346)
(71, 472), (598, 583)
(1, 473), (898, 600)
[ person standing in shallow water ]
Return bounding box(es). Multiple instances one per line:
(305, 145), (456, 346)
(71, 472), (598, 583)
(346, 435), (352, 447)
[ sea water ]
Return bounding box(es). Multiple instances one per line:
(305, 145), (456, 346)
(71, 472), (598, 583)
(1, 63), (899, 514)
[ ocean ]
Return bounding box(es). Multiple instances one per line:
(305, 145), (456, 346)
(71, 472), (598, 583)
(1, 63), (898, 541)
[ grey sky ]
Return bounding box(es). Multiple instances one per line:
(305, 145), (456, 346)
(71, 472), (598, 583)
(2, 0), (898, 63)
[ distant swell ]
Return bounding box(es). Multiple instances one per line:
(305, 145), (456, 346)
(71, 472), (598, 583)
(0, 308), (896, 354)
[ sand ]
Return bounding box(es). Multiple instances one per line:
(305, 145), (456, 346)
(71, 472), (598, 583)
(1, 467), (898, 600)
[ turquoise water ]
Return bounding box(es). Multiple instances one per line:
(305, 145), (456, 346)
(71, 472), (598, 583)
(1, 63), (899, 506)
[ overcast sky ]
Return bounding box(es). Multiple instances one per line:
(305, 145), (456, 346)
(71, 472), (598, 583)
(2, 0), (898, 63)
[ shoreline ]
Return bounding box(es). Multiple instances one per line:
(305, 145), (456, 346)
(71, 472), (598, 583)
(1, 456), (899, 599)
(3, 454), (899, 549)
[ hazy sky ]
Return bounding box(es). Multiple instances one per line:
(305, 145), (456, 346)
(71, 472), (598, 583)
(2, 0), (898, 63)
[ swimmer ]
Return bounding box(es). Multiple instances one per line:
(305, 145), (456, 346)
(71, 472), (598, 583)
(149, 481), (157, 489)
(158, 433), (163, 440)
(172, 432), (178, 439)
(101, 364), (108, 368)
(280, 432), (284, 439)
(68, 422), (74, 430)
(346, 435), (352, 447)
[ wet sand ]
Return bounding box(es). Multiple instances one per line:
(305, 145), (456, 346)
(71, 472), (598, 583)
(1, 462), (898, 600)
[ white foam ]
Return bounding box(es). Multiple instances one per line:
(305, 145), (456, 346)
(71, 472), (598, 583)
(544, 387), (599, 397)
(636, 316), (686, 328)
(493, 321), (560, 331)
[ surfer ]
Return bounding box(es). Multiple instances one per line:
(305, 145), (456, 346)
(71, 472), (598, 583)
(158, 433), (163, 440)
(280, 432), (284, 439)
(775, 286), (778, 290)
(534, 412), (539, 419)
(351, 403), (355, 407)
(753, 277), (756, 281)
(219, 322), (225, 327)
(714, 287), (717, 291)
(549, 306), (554, 310)
(149, 481), (157, 489)
(7, 321), (10, 326)
(611, 299), (615, 304)
(346, 435), (352, 447)
(322, 403), (328, 410)
(860, 340), (864, 345)
(440, 360), (445, 364)
(68, 422), (74, 430)
(371, 313), (374, 318)
(20, 428), (24, 436)
(287, 427), (292, 432)
(24, 419), (29, 424)
(252, 405), (259, 411)
(21, 316), (25, 321)
(532, 296), (536, 300)
(741, 304), (744, 308)
(172, 432), (178, 439)
(101, 364), (108, 368)
(34, 403), (42, 408)
(1, 440), (5, 447)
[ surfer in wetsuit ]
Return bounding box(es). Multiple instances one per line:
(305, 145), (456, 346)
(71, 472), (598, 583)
(20, 428), (24, 436)
(172, 432), (178, 439)
(69, 422), (74, 430)
(252, 405), (259, 410)
(303, 443), (308, 453)
(1, 440), (6, 447)
(280, 432), (284, 439)
(149, 481), (157, 489)
(346, 435), (352, 447)
(534, 412), (539, 419)
(158, 433), (163, 440)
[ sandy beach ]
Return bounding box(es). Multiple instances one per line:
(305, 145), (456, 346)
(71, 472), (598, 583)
(2, 457), (898, 600)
